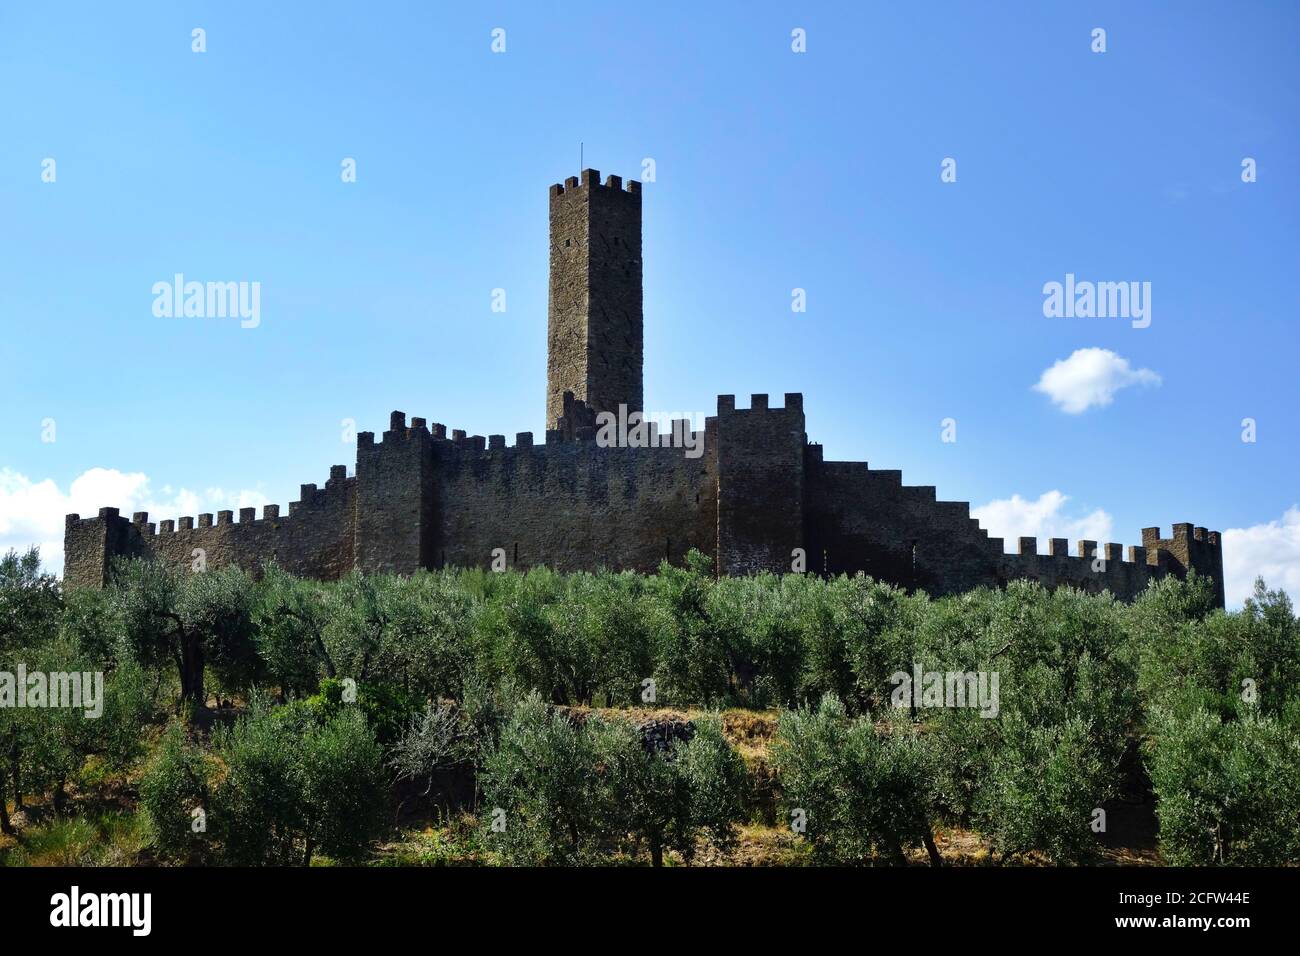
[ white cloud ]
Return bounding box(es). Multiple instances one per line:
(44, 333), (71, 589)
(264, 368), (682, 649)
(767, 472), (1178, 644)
(1223, 506), (1300, 608)
(972, 490), (1113, 553)
(1033, 348), (1161, 414)
(0, 467), (270, 576)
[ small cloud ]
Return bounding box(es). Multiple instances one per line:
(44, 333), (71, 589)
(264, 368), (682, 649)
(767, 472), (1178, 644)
(972, 490), (1113, 552)
(1223, 506), (1300, 608)
(1033, 347), (1161, 414)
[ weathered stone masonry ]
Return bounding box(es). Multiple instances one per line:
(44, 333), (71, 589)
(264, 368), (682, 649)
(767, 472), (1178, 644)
(64, 169), (1225, 607)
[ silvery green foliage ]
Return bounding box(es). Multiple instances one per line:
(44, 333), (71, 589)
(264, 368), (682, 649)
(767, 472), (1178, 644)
(389, 701), (471, 797)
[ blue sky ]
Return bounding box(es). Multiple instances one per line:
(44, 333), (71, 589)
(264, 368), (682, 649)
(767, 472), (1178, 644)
(2, 1), (1297, 604)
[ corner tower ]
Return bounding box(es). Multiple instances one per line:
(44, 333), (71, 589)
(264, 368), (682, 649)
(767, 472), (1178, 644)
(546, 168), (643, 428)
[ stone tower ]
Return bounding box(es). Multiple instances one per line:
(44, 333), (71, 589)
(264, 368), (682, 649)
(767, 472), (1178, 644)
(546, 168), (643, 428)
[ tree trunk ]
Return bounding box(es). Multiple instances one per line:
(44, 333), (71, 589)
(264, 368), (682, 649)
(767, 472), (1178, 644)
(10, 750), (22, 811)
(314, 632), (336, 679)
(0, 768), (13, 835)
(179, 636), (206, 713)
(923, 831), (943, 867)
(650, 834), (664, 868)
(303, 837), (314, 867)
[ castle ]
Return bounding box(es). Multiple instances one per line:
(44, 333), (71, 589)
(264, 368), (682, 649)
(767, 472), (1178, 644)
(64, 169), (1226, 607)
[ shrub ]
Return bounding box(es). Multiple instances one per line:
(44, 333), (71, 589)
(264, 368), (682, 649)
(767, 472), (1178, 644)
(968, 711), (1106, 863)
(306, 677), (420, 746)
(298, 708), (388, 863)
(647, 551), (729, 706)
(1147, 701), (1300, 865)
(389, 701), (474, 817)
(110, 559), (260, 712)
(253, 564), (337, 698)
(597, 714), (748, 866)
(139, 722), (212, 862)
(212, 699), (387, 865)
(477, 693), (604, 864)
(773, 694), (941, 865)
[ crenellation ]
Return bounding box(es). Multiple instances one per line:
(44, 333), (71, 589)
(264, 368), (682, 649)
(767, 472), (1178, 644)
(63, 167), (1224, 607)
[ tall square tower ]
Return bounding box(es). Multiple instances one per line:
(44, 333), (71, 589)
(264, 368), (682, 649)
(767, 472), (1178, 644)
(546, 168), (643, 428)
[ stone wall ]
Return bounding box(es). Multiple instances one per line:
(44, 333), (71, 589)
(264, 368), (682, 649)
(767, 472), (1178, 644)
(430, 420), (714, 574)
(62, 170), (1225, 607)
(62, 409), (1226, 608)
(354, 412), (436, 575)
(546, 169), (643, 428)
(715, 393), (807, 575)
(801, 451), (1218, 602)
(62, 467), (356, 589)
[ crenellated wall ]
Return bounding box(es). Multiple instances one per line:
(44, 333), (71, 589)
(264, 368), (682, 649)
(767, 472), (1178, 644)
(802, 449), (1222, 603)
(61, 170), (1225, 606)
(715, 393), (806, 575)
(62, 404), (1225, 607)
(430, 417), (715, 574)
(62, 465), (356, 589)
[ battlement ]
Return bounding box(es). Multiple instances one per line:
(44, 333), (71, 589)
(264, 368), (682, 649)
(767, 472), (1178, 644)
(62, 167), (1225, 608)
(547, 168), (643, 428)
(549, 168), (643, 198)
(716, 393), (804, 415)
